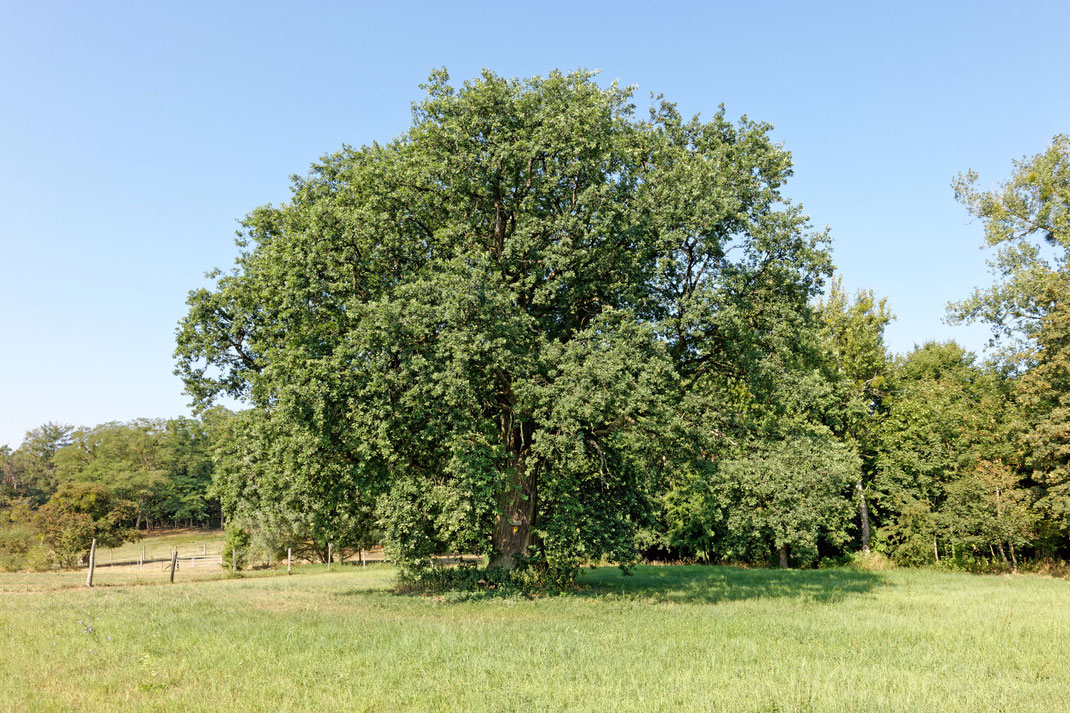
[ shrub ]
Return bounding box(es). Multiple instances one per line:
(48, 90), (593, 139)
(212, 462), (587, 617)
(33, 483), (137, 568)
(848, 551), (894, 571)
(220, 524), (251, 571)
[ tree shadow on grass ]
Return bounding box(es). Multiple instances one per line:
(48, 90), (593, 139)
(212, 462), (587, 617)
(575, 565), (884, 605)
(333, 564), (885, 604)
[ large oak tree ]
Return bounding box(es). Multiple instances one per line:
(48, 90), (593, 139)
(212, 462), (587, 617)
(176, 70), (832, 578)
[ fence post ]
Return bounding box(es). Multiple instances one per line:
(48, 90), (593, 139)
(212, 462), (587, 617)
(203, 542), (207, 556)
(327, 543), (332, 571)
(169, 550), (177, 583)
(86, 538), (97, 588)
(287, 548), (292, 575)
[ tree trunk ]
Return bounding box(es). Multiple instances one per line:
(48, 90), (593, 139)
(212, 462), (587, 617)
(856, 481), (871, 553)
(997, 540), (1010, 568)
(778, 544), (789, 568)
(1008, 541), (1018, 572)
(488, 454), (537, 570)
(934, 537), (940, 563)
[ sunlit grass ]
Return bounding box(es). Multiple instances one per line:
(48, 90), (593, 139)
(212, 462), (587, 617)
(1, 561), (1068, 712)
(106, 528), (225, 563)
(0, 561), (336, 593)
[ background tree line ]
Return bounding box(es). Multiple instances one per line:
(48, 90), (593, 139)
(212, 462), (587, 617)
(656, 126), (1068, 572)
(0, 414), (224, 569)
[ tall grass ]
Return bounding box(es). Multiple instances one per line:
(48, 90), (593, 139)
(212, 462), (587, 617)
(1, 563), (1067, 712)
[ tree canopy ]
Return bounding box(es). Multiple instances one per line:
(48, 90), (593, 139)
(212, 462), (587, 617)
(949, 134), (1070, 355)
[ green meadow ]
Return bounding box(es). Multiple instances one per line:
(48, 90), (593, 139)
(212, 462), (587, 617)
(2, 559), (1068, 712)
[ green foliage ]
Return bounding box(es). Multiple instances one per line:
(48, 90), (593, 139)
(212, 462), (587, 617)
(1014, 281), (1070, 545)
(0, 417), (220, 571)
(1, 416), (219, 555)
(846, 550), (894, 571)
(875, 344), (997, 513)
(0, 422), (73, 505)
(32, 482), (138, 567)
(817, 277), (895, 552)
(820, 277), (894, 405)
(0, 501), (51, 571)
(816, 278), (895, 464)
(53, 418), (217, 529)
(176, 69), (833, 583)
(943, 136), (1070, 561)
(659, 284), (869, 567)
(207, 408), (377, 565)
(689, 425), (858, 566)
(220, 524), (250, 571)
(942, 459), (1034, 563)
(873, 342), (1033, 567)
(949, 134), (1070, 354)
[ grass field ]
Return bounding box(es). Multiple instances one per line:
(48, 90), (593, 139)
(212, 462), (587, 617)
(2, 556), (1068, 712)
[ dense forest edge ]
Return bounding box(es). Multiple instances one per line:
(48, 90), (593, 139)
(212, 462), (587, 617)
(2, 71), (1068, 588)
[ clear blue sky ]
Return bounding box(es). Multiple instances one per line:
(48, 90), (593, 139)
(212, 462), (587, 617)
(2, 0), (1068, 448)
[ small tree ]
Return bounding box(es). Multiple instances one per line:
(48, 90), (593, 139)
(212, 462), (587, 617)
(942, 459), (1034, 569)
(34, 483), (137, 567)
(818, 277), (894, 553)
(713, 426), (857, 567)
